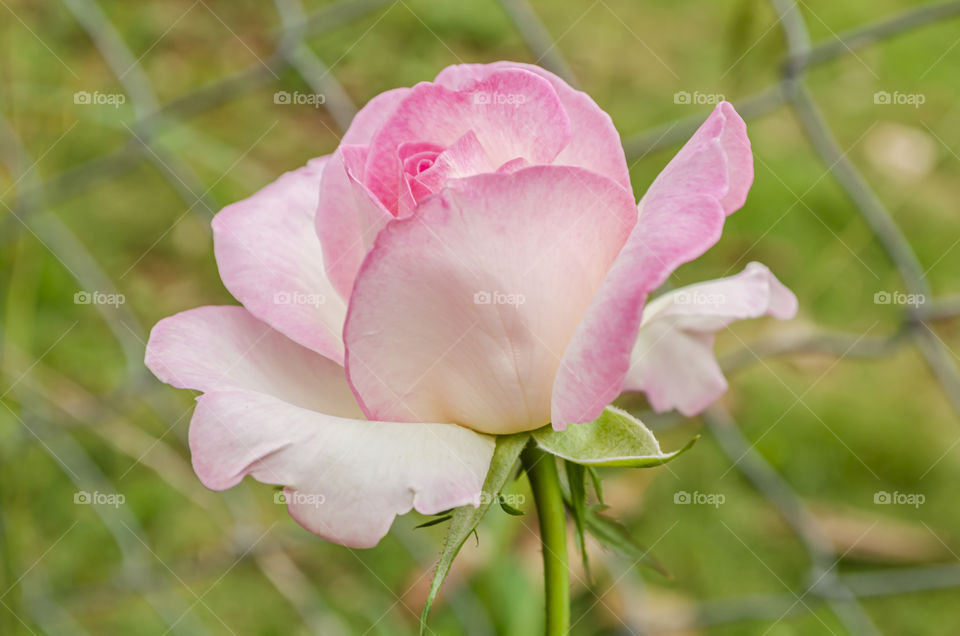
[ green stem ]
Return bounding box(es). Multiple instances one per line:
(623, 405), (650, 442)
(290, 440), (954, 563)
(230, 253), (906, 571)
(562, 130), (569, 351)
(521, 444), (570, 635)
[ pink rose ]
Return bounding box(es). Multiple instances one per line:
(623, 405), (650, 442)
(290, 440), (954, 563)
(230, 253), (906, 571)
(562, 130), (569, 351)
(146, 62), (796, 547)
(313, 61), (631, 302)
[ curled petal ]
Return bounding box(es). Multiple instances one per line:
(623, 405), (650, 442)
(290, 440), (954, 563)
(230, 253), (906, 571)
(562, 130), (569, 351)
(623, 262), (797, 415)
(645, 101), (752, 216)
(413, 131), (495, 195)
(191, 390), (494, 548)
(397, 132), (495, 217)
(212, 157), (347, 363)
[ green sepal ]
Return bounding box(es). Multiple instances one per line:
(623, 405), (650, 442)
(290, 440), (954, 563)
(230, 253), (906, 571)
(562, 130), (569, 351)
(420, 433), (529, 634)
(533, 406), (698, 467)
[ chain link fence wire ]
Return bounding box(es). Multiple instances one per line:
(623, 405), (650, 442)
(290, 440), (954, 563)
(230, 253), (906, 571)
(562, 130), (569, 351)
(2, 0), (960, 633)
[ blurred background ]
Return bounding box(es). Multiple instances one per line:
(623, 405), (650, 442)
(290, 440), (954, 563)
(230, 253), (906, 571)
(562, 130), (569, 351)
(2, 0), (960, 633)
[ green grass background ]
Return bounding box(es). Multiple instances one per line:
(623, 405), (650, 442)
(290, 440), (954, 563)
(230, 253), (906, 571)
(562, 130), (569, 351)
(2, 0), (960, 633)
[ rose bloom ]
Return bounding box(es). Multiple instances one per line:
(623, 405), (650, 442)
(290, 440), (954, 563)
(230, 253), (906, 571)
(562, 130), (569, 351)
(146, 62), (796, 547)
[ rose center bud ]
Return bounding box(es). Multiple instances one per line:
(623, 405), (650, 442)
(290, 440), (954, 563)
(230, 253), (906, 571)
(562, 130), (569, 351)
(404, 151), (439, 176)
(398, 141), (444, 175)
(396, 141), (446, 215)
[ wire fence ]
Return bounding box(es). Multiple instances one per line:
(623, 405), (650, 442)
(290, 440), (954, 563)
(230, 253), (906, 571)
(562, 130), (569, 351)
(3, 0), (960, 633)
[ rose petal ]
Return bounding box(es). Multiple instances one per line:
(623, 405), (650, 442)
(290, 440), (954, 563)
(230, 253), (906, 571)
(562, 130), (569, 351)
(190, 390), (494, 548)
(211, 157), (347, 363)
(551, 103), (753, 429)
(145, 305), (361, 417)
(146, 305), (495, 548)
(364, 68), (571, 214)
(435, 62), (631, 190)
(551, 195), (726, 428)
(313, 87), (420, 297)
(398, 131), (496, 216)
(315, 146), (394, 301)
(414, 130), (495, 193)
(626, 324), (727, 417)
(342, 87), (411, 145)
(344, 166), (636, 435)
(623, 262), (797, 415)
(645, 101), (752, 215)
